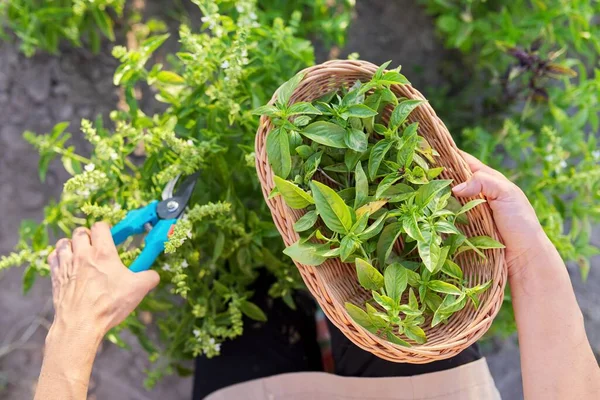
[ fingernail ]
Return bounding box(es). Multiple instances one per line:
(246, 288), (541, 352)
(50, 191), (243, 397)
(453, 182), (467, 192)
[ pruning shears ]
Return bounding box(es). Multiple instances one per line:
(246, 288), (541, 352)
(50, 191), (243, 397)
(111, 172), (199, 272)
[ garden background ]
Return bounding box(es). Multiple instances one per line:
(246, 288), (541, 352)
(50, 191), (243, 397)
(1, 1), (599, 399)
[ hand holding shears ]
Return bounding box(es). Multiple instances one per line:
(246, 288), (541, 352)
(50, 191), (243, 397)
(110, 172), (199, 272)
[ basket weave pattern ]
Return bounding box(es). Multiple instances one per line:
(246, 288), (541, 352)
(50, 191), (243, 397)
(255, 60), (507, 363)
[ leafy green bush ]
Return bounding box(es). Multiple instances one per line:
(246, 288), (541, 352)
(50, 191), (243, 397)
(0, 0), (354, 386)
(256, 68), (501, 345)
(0, 0), (126, 56)
(420, 0), (600, 335)
(0, 0), (354, 56)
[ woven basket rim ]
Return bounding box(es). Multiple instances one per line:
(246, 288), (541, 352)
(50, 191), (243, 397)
(255, 59), (508, 363)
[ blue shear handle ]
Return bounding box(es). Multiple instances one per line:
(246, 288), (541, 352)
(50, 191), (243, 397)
(111, 201), (159, 246)
(128, 219), (176, 272)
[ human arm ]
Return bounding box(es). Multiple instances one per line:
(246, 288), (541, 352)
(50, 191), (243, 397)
(34, 222), (160, 400)
(453, 152), (600, 400)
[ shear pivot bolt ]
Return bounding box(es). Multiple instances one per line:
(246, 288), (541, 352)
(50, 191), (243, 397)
(167, 200), (179, 212)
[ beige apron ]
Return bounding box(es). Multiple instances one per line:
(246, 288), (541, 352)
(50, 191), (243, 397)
(205, 358), (501, 400)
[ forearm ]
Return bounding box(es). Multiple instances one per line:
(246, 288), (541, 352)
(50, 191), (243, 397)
(34, 324), (102, 400)
(511, 234), (600, 400)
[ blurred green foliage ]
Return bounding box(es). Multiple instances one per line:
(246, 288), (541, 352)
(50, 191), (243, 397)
(0, 0), (125, 56)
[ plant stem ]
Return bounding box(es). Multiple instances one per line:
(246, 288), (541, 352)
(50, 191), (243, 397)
(318, 168), (342, 187)
(52, 147), (92, 164)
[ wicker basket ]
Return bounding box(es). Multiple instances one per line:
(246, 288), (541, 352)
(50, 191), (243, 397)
(255, 59), (507, 363)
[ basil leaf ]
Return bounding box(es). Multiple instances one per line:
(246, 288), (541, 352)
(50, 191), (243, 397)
(390, 99), (425, 130)
(468, 293), (480, 309)
(337, 187), (356, 205)
(283, 241), (328, 266)
(346, 104), (378, 118)
(438, 293), (467, 314)
(408, 287), (419, 309)
(384, 263), (408, 303)
(303, 151), (322, 185)
(432, 245), (450, 274)
(355, 258), (384, 291)
(288, 102), (323, 115)
(434, 221), (461, 235)
(289, 130), (303, 149)
(441, 259), (463, 280)
(342, 82), (365, 106)
(427, 167), (444, 180)
(468, 236), (505, 249)
(380, 70), (410, 85)
(273, 176), (314, 209)
(455, 238), (486, 259)
(466, 280), (492, 295)
(302, 121), (347, 148)
(351, 212), (370, 234)
(358, 213), (387, 241)
(252, 104), (279, 116)
(320, 247), (341, 257)
(397, 123), (420, 167)
(363, 93), (382, 133)
(345, 128), (368, 152)
(373, 123), (388, 135)
(386, 331), (411, 347)
(412, 153), (430, 171)
(428, 280), (462, 296)
(356, 200), (388, 218)
(431, 311), (449, 327)
(240, 300), (267, 322)
(293, 210), (319, 232)
(375, 173), (402, 199)
(432, 294), (464, 327)
(344, 150), (363, 172)
(415, 180), (453, 209)
(406, 166), (429, 185)
(406, 269), (421, 287)
(323, 163), (348, 173)
(294, 115), (312, 127)
(277, 72), (305, 106)
(418, 230), (441, 272)
(345, 303), (378, 334)
(365, 303), (389, 329)
(377, 222), (403, 264)
(374, 61), (392, 80)
(295, 145), (314, 159)
(445, 233), (466, 255)
(354, 162), (369, 209)
(424, 291), (443, 313)
(403, 212), (425, 241)
(340, 235), (360, 262)
(372, 290), (396, 311)
(446, 196), (468, 224)
(398, 304), (421, 316)
(404, 324), (427, 344)
(310, 181), (353, 234)
(457, 199), (487, 215)
(266, 127), (291, 178)
(368, 139), (393, 180)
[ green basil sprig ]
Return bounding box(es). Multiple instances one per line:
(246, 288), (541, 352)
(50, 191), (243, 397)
(255, 62), (503, 346)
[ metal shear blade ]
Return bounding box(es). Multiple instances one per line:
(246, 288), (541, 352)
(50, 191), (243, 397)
(156, 172), (200, 220)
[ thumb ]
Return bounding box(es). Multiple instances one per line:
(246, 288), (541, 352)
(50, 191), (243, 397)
(132, 270), (160, 297)
(452, 170), (515, 201)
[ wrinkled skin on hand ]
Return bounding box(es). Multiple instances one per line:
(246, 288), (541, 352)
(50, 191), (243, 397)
(47, 222), (160, 337)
